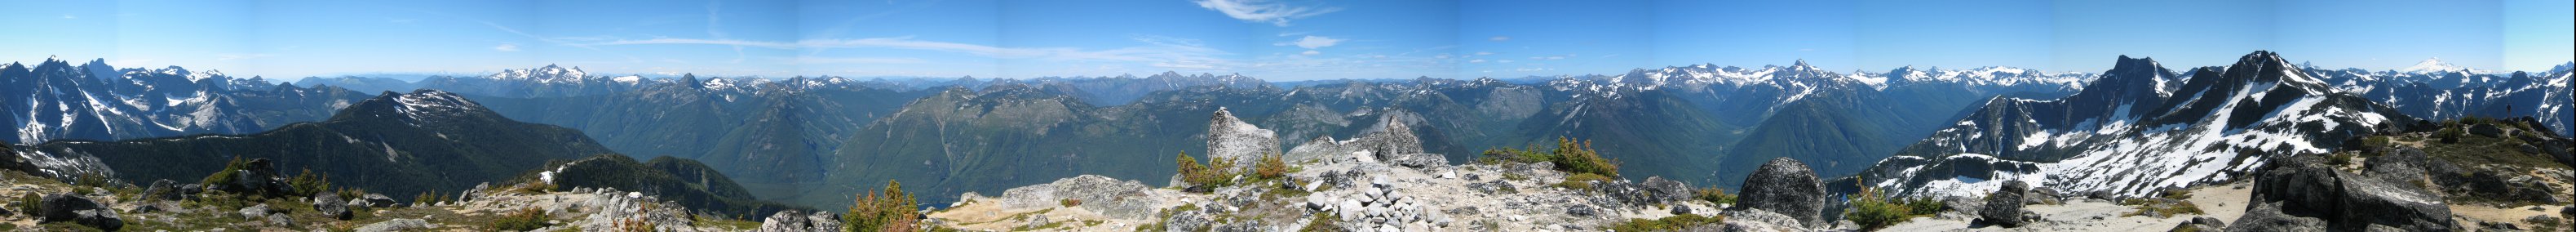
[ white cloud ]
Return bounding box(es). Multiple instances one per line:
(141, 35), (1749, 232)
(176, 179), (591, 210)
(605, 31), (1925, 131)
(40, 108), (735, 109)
(1473, 51), (1494, 56)
(1468, 59), (1487, 63)
(1192, 0), (1340, 26)
(1282, 36), (1343, 49)
(792, 56), (924, 64)
(1301, 50), (1321, 56)
(494, 43), (520, 51)
(594, 35), (1235, 69)
(1489, 36), (1510, 42)
(60, 15), (76, 20)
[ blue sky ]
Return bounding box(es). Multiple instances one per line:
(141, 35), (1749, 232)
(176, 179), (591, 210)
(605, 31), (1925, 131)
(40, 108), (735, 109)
(0, 0), (2565, 81)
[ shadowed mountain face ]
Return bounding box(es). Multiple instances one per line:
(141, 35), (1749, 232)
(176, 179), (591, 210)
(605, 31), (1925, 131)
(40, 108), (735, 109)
(1844, 51), (2419, 199)
(17, 90), (612, 196)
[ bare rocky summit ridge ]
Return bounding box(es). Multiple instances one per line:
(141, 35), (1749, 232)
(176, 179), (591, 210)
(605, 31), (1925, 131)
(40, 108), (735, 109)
(923, 109), (1841, 231)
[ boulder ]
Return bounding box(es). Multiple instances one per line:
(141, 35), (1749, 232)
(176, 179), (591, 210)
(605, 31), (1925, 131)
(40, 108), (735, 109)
(314, 193), (354, 221)
(1165, 210), (1214, 232)
(39, 193), (104, 223)
(2225, 202), (2327, 232)
(2469, 123), (2503, 138)
(360, 194), (400, 207)
(2248, 155), (2459, 231)
(1206, 108), (1281, 163)
(142, 179), (183, 201)
(238, 203), (272, 220)
(1718, 208), (1806, 231)
(73, 208), (122, 230)
(1565, 204), (1597, 216)
(1732, 158), (1826, 226)
(218, 158), (291, 198)
(1671, 204), (1694, 215)
(265, 212), (294, 226)
(1388, 153), (1447, 168)
(994, 175), (1161, 220)
(1640, 176), (1694, 203)
(1979, 180), (2030, 227)
(356, 219), (436, 232)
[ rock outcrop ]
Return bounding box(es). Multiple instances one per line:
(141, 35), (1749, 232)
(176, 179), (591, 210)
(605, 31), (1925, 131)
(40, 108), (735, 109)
(40, 193), (121, 230)
(314, 192), (354, 220)
(1733, 157), (1826, 226)
(1206, 108), (1281, 163)
(1978, 180), (2029, 227)
(972, 175), (1168, 220)
(755, 210), (843, 232)
(2233, 155), (2457, 231)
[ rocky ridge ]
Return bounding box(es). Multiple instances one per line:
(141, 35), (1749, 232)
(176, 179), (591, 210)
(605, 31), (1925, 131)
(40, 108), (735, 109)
(924, 109), (1846, 231)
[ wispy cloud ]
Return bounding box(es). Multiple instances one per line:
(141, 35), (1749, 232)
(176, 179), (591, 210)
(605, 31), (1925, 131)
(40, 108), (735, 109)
(60, 15), (76, 20)
(1279, 35), (1343, 49)
(1489, 36), (1511, 42)
(593, 35), (1234, 69)
(1192, 0), (1339, 26)
(1301, 50), (1321, 56)
(791, 56), (924, 65)
(494, 43), (520, 51)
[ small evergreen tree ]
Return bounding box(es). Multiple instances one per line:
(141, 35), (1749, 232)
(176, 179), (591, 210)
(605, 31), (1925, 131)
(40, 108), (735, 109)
(848, 181), (920, 232)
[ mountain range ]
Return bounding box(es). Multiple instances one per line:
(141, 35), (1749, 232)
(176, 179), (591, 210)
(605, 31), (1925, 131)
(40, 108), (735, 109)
(5, 51), (2562, 211)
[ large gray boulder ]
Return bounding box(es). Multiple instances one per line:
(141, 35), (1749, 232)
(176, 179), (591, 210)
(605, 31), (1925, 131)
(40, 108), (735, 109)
(359, 194), (400, 207)
(355, 219), (436, 232)
(1979, 181), (2030, 227)
(314, 193), (354, 221)
(2246, 155), (2458, 231)
(2224, 202), (2327, 232)
(218, 158), (292, 198)
(1206, 108), (1281, 163)
(142, 179), (183, 201)
(1716, 208), (1806, 232)
(1733, 158), (1826, 226)
(758, 210), (842, 232)
(990, 175), (1162, 220)
(1348, 113), (1424, 162)
(39, 193), (104, 223)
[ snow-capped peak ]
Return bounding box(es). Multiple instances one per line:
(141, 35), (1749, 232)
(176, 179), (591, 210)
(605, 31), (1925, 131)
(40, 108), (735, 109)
(2400, 57), (2473, 74)
(485, 64), (591, 83)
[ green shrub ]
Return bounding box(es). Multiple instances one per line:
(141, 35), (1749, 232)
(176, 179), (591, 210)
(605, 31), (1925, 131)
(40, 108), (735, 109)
(1844, 188), (1928, 231)
(491, 207), (552, 231)
(1478, 137), (1622, 177)
(848, 181), (921, 232)
(1693, 187), (1737, 205)
(201, 157), (250, 187)
(2119, 199), (2204, 218)
(287, 168), (331, 196)
(1254, 152), (1290, 181)
(2326, 153), (2356, 167)
(1175, 152), (1241, 190)
(1558, 173), (1613, 191)
(1299, 212), (1348, 232)
(1608, 214), (1725, 232)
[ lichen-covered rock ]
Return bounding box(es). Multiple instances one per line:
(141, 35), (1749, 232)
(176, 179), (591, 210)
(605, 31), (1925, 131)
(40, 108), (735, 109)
(360, 194), (400, 207)
(756, 210), (842, 232)
(1388, 153), (1447, 168)
(40, 193), (104, 223)
(314, 192), (354, 221)
(1979, 180), (2030, 227)
(238, 203), (272, 221)
(1718, 208), (1806, 231)
(355, 219), (436, 232)
(2246, 155), (2459, 231)
(1733, 158), (1825, 226)
(1206, 108), (1281, 163)
(2225, 202), (2328, 232)
(143, 179), (183, 201)
(987, 175), (1164, 220)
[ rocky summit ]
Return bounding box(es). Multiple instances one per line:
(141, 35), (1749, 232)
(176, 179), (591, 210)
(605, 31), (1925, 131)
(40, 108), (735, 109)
(923, 109), (1831, 231)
